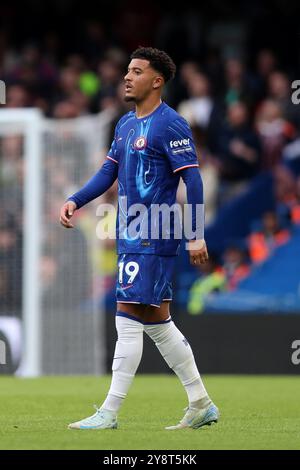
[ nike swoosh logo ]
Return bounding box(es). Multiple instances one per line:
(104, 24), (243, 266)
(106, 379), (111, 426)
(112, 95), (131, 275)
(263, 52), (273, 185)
(113, 357), (126, 360)
(121, 284), (134, 290)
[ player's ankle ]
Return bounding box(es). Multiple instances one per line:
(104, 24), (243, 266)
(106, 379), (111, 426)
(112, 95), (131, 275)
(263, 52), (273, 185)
(189, 395), (212, 410)
(101, 393), (124, 413)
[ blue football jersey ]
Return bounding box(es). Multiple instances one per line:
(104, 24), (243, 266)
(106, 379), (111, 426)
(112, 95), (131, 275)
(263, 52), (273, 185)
(107, 102), (199, 255)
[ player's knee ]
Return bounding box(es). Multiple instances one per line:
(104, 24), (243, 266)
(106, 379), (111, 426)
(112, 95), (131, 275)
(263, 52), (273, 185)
(115, 316), (144, 343)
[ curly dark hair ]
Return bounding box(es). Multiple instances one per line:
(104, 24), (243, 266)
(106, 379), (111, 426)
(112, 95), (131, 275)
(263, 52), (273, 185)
(130, 47), (176, 83)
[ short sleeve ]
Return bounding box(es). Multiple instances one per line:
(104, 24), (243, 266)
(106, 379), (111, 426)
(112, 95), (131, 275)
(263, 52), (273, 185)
(161, 117), (199, 173)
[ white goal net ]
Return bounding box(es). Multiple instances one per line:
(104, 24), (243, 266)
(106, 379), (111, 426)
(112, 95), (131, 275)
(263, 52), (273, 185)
(0, 108), (115, 376)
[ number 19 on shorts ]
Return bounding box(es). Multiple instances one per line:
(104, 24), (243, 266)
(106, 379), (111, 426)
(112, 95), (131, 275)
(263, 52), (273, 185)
(118, 261), (139, 284)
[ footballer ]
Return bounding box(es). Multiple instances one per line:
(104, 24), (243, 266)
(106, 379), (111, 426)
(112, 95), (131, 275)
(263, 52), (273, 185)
(60, 47), (219, 430)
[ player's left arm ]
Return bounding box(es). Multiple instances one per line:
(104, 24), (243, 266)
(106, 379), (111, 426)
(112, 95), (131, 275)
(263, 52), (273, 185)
(162, 116), (208, 265)
(180, 167), (209, 265)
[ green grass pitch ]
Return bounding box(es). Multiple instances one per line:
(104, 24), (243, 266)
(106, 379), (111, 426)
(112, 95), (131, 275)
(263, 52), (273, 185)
(0, 375), (299, 450)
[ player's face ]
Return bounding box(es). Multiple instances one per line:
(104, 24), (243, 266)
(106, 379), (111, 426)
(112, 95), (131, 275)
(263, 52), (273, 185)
(124, 59), (163, 102)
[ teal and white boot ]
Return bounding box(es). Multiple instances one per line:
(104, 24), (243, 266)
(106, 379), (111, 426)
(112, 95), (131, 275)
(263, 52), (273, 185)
(165, 403), (219, 430)
(68, 406), (118, 430)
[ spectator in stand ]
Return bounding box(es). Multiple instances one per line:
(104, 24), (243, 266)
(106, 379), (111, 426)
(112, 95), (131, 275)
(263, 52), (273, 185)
(6, 43), (58, 101)
(177, 72), (214, 129)
(268, 71), (300, 127)
(255, 99), (296, 170)
(187, 254), (226, 315)
(252, 49), (278, 102)
(275, 167), (300, 226)
(187, 244), (250, 314)
(273, 165), (297, 208)
(94, 57), (123, 106)
(166, 61), (201, 108)
(81, 21), (109, 66)
(177, 70), (224, 168)
(213, 101), (261, 203)
(222, 243), (250, 291)
(53, 66), (81, 103)
(52, 100), (81, 119)
(68, 90), (91, 116)
(288, 177), (300, 225)
(248, 211), (290, 265)
(6, 84), (31, 108)
(223, 58), (256, 110)
(190, 126), (219, 225)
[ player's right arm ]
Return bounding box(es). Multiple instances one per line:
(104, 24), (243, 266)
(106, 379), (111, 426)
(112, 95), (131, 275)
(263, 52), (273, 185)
(60, 119), (121, 229)
(60, 200), (77, 228)
(59, 157), (118, 228)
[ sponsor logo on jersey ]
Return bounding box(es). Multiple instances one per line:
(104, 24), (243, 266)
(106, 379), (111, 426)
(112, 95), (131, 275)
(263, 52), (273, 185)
(169, 138), (192, 154)
(134, 136), (147, 150)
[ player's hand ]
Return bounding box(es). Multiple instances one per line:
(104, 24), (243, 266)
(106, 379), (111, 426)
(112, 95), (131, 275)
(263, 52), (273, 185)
(188, 239), (209, 265)
(60, 201), (77, 228)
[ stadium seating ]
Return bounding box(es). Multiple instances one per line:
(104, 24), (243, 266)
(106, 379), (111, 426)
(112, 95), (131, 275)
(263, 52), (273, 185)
(205, 171), (276, 255)
(204, 226), (300, 313)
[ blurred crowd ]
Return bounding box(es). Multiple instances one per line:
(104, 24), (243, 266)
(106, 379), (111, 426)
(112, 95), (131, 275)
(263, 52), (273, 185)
(1, 10), (300, 316)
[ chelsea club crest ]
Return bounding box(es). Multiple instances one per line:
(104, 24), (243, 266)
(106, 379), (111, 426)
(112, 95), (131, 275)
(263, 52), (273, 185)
(133, 136), (147, 150)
